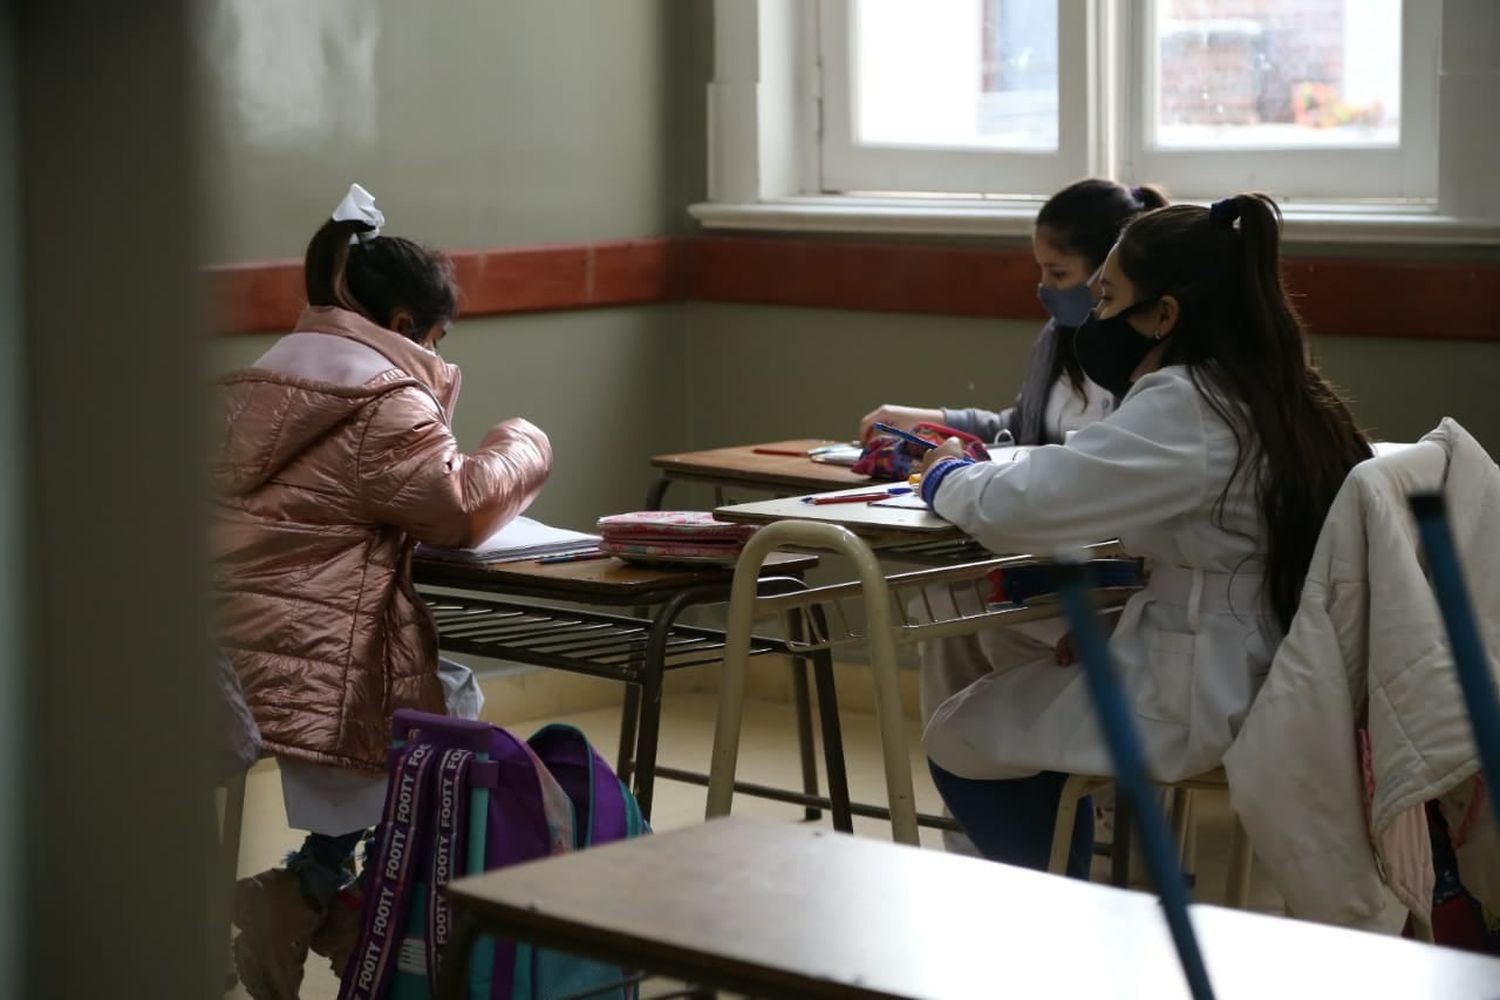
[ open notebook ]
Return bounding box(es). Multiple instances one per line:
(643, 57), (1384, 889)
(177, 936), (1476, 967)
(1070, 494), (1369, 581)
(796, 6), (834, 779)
(417, 515), (600, 563)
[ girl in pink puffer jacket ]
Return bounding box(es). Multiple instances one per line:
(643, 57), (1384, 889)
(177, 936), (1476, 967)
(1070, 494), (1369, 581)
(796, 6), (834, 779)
(213, 185), (552, 997)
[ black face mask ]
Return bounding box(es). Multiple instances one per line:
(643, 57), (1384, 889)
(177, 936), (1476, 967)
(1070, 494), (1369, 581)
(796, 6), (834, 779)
(1073, 301), (1160, 398)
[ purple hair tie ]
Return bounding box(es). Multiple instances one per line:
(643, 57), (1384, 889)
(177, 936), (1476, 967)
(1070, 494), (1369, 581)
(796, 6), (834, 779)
(1130, 185), (1147, 206)
(1209, 197), (1241, 227)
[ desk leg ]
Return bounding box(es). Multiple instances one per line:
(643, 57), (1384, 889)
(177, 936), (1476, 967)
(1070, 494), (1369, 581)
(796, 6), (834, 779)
(632, 661), (665, 822)
(809, 641), (853, 833)
(644, 475), (672, 511)
(436, 911), (481, 1000)
(616, 684), (642, 784)
(633, 586), (705, 820)
(786, 614), (822, 824)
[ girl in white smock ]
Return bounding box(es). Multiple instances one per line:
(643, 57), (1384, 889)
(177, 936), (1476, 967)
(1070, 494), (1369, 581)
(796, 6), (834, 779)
(916, 194), (1371, 875)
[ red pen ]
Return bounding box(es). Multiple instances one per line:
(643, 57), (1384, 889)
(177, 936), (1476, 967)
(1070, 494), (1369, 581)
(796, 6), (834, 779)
(802, 487), (914, 505)
(752, 447), (811, 457)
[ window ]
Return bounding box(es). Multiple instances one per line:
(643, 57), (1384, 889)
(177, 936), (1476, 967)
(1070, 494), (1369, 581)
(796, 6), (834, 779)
(699, 0), (1500, 241)
(1125, 0), (1437, 199)
(820, 0), (1090, 195)
(822, 0), (1434, 200)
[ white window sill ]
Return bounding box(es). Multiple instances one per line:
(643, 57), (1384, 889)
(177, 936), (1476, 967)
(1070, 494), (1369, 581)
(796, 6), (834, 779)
(689, 196), (1500, 248)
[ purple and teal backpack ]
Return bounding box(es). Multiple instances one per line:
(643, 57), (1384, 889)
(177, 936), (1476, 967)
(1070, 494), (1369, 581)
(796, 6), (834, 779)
(339, 710), (648, 1000)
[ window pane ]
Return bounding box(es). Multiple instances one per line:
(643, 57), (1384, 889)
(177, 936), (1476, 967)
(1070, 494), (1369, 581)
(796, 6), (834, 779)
(854, 0), (1058, 151)
(1155, 0), (1402, 149)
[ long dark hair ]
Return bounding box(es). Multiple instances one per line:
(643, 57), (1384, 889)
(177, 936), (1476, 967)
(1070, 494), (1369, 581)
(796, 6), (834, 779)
(1115, 194), (1371, 629)
(1036, 179), (1170, 393)
(303, 218), (457, 342)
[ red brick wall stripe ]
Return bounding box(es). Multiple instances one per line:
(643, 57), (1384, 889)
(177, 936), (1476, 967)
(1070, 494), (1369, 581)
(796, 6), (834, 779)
(207, 235), (1500, 342)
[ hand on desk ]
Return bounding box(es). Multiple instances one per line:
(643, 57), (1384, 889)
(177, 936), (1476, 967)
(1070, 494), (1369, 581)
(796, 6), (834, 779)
(858, 404), (942, 443)
(916, 437), (966, 475)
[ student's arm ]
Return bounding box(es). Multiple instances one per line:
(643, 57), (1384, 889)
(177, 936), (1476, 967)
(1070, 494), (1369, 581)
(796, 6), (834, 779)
(355, 387), (553, 549)
(930, 371), (1210, 554)
(858, 404), (943, 442)
(941, 404), (1012, 442)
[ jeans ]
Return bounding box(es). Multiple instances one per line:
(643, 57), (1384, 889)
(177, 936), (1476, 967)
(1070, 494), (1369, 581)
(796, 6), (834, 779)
(928, 761), (1094, 879)
(285, 828), (376, 908)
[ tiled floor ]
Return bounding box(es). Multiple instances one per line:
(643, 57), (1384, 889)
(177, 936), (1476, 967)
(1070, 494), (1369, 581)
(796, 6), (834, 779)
(225, 691), (1283, 999)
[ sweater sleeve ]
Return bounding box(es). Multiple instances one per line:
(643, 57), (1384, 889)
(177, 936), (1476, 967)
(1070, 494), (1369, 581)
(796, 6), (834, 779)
(941, 405), (1011, 442)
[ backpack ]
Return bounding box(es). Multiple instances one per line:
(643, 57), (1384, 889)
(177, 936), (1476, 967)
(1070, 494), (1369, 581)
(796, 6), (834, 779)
(340, 710), (648, 1000)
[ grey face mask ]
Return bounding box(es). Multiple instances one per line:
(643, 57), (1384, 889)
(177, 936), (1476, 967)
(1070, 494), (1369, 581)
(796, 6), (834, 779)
(1036, 283), (1095, 328)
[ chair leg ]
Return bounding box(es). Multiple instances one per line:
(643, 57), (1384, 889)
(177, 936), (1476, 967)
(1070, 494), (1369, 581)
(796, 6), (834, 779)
(1110, 790), (1134, 887)
(1183, 797), (1199, 879)
(1048, 775), (1095, 875)
(1168, 787), (1192, 863)
(1224, 812), (1254, 910)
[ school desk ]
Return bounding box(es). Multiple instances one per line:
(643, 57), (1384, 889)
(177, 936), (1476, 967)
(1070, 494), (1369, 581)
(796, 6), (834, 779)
(413, 550), (854, 826)
(436, 816), (1500, 1000)
(648, 439), (879, 509)
(709, 489), (1129, 844)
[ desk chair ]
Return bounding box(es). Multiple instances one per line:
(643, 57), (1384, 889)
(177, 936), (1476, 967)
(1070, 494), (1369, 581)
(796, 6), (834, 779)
(1049, 768), (1254, 908)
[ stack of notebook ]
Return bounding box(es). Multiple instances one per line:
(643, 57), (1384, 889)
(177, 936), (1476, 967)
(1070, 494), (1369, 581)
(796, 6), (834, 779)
(595, 511), (758, 566)
(417, 515), (601, 563)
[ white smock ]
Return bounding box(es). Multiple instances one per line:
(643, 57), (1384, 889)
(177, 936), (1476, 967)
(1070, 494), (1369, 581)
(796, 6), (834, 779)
(280, 657), (485, 834)
(923, 366), (1282, 783)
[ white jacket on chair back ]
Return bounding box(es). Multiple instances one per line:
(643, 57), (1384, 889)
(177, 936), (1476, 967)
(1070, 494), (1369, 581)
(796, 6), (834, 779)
(1224, 419), (1500, 931)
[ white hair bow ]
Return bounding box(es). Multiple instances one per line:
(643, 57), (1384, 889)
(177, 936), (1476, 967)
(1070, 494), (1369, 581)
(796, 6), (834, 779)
(331, 183), (384, 244)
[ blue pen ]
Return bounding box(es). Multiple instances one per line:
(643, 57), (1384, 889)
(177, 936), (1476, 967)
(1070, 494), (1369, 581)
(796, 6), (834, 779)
(872, 422), (938, 451)
(537, 549), (609, 565)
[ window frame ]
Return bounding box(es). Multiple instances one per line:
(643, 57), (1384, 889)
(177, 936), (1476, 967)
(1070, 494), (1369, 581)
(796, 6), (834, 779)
(695, 0), (1500, 246)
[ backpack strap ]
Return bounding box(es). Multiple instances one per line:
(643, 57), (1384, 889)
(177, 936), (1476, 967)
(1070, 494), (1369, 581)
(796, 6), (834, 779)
(425, 747), (474, 993)
(339, 742), (441, 1000)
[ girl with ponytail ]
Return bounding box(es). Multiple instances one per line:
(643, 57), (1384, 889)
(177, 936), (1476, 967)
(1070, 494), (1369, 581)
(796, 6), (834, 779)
(916, 193), (1370, 875)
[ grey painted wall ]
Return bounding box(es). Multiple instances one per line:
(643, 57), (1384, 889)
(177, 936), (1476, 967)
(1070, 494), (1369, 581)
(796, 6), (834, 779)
(683, 303), (1500, 453)
(202, 0), (707, 531)
(199, 0), (700, 258)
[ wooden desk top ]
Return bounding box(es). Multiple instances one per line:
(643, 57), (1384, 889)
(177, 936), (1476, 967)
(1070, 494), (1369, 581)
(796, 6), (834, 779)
(714, 486), (961, 545)
(448, 818), (1500, 1000)
(651, 439), (885, 493)
(414, 550), (819, 604)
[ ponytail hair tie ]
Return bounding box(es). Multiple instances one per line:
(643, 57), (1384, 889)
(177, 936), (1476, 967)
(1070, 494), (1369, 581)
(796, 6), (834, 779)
(1208, 197), (1241, 228)
(331, 183), (385, 245)
(1129, 186), (1147, 206)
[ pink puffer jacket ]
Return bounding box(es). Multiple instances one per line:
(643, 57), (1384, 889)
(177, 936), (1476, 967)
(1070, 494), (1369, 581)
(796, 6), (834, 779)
(212, 307), (551, 772)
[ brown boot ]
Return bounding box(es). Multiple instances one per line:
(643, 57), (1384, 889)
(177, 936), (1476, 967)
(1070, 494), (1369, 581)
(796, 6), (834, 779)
(310, 887), (364, 979)
(232, 868), (324, 1000)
